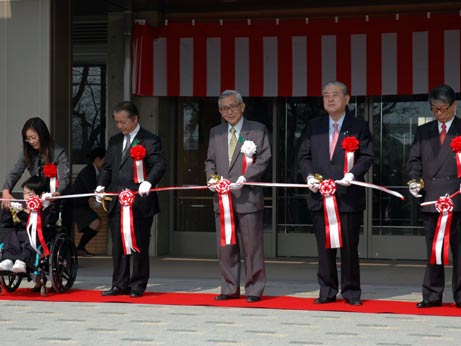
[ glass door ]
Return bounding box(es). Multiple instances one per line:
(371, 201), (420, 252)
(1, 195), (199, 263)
(370, 95), (433, 259)
(173, 97), (273, 257)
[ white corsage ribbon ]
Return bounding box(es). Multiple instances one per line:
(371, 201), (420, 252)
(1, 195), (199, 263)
(319, 179), (342, 249)
(431, 196), (453, 265)
(25, 196), (49, 256)
(215, 179), (236, 246)
(119, 190), (140, 255)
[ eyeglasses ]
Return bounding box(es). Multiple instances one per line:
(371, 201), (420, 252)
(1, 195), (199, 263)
(431, 103), (453, 113)
(25, 135), (39, 143)
(219, 103), (241, 113)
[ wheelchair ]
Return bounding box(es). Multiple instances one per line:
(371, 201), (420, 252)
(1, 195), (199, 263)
(0, 226), (78, 296)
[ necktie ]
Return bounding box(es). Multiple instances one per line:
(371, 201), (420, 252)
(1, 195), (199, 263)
(440, 123), (447, 144)
(122, 134), (131, 160)
(229, 127), (237, 165)
(330, 122), (339, 159)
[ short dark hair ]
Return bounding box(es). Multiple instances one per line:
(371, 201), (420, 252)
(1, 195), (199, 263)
(21, 176), (48, 196)
(88, 147), (106, 161)
(429, 84), (456, 106)
(113, 101), (139, 119)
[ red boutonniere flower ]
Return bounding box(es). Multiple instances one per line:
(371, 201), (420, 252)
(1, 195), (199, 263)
(450, 136), (461, 152)
(341, 136), (359, 152)
(451, 136), (461, 178)
(43, 163), (58, 178)
(130, 145), (146, 160)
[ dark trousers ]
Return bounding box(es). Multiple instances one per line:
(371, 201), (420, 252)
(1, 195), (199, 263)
(108, 210), (153, 292)
(422, 212), (461, 302)
(312, 211), (362, 300)
(215, 210), (266, 297)
(1, 230), (34, 262)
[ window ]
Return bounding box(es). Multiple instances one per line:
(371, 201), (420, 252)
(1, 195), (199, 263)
(72, 64), (106, 164)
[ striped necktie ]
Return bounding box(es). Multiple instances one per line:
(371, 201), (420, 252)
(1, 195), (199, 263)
(229, 127), (237, 165)
(330, 122), (339, 159)
(122, 134), (131, 160)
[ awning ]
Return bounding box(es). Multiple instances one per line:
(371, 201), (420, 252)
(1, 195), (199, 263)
(132, 13), (461, 97)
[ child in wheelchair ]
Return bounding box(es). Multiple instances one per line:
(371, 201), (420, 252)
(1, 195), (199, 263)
(0, 176), (58, 275)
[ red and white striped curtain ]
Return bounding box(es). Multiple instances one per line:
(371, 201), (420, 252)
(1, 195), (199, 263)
(132, 13), (461, 97)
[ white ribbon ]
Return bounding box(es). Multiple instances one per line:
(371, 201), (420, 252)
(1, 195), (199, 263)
(50, 177), (57, 193)
(121, 205), (137, 254)
(319, 180), (342, 249)
(242, 155), (253, 174)
(134, 159), (145, 183)
(26, 212), (39, 254)
(344, 152), (354, 173)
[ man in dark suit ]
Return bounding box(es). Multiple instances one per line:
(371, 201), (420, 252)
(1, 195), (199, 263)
(407, 84), (461, 308)
(298, 81), (373, 306)
(73, 147), (105, 256)
(96, 101), (166, 298)
(205, 90), (271, 302)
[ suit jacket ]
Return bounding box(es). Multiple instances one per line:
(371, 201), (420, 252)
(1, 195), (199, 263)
(97, 127), (166, 218)
(73, 163), (97, 208)
(298, 111), (374, 212)
(205, 118), (271, 214)
(407, 116), (461, 212)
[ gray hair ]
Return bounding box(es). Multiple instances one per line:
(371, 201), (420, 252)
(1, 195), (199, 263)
(322, 81), (350, 96)
(218, 90), (243, 106)
(429, 84), (456, 105)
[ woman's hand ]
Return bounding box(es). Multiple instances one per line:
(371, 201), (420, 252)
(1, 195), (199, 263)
(2, 189), (13, 208)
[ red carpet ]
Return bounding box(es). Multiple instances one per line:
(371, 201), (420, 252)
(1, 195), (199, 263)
(1, 289), (460, 317)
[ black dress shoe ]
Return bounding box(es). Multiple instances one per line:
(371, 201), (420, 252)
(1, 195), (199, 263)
(313, 296), (336, 304)
(345, 298), (363, 306)
(456, 301), (461, 308)
(130, 290), (144, 298)
(416, 299), (442, 308)
(246, 296), (261, 302)
(101, 287), (129, 296)
(214, 294), (240, 301)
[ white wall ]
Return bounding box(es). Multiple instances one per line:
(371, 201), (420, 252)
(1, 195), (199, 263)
(0, 0), (51, 192)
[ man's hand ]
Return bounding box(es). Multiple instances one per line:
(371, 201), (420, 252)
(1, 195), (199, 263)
(409, 182), (422, 198)
(338, 172), (354, 187)
(41, 192), (53, 209)
(307, 176), (320, 193)
(230, 176), (246, 190)
(207, 177), (219, 192)
(95, 185), (105, 204)
(138, 181), (152, 197)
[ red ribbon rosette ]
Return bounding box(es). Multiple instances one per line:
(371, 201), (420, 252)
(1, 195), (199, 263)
(450, 136), (461, 178)
(26, 196), (49, 256)
(215, 179), (236, 246)
(130, 145), (147, 183)
(319, 179), (342, 249)
(431, 196), (454, 265)
(215, 179), (231, 194)
(341, 136), (359, 174)
(119, 189), (139, 255)
(319, 179), (337, 196)
(43, 163), (58, 193)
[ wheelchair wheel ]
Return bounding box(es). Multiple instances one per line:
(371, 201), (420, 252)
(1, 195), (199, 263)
(0, 272), (22, 293)
(49, 232), (78, 293)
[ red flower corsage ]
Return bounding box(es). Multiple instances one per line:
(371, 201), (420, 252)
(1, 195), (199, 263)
(130, 145), (146, 160)
(341, 136), (359, 152)
(451, 136), (461, 178)
(43, 163), (58, 177)
(450, 136), (461, 152)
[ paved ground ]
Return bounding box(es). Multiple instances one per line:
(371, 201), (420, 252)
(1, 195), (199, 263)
(1, 257), (460, 345)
